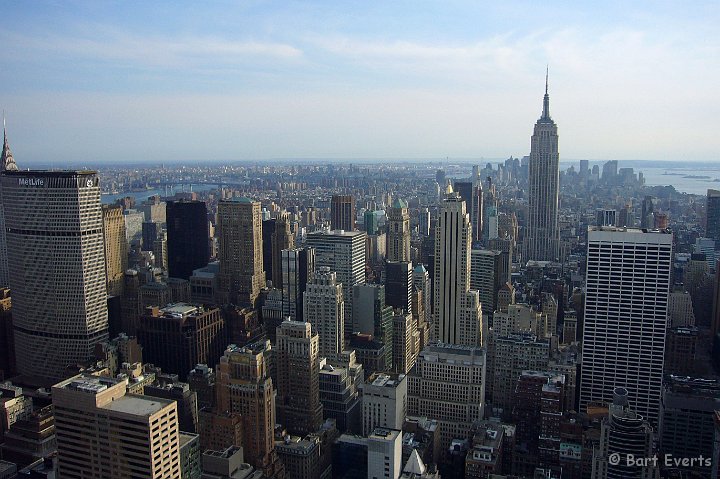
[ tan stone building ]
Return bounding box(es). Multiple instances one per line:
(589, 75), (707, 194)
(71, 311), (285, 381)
(52, 374), (180, 478)
(102, 204), (128, 297)
(217, 198), (265, 307)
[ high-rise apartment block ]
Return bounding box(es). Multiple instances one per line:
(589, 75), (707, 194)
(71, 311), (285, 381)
(167, 200), (210, 281)
(306, 229), (366, 336)
(407, 343), (486, 450)
(434, 188), (483, 346)
(2, 171), (109, 380)
(102, 205), (129, 297)
(137, 303), (226, 380)
(304, 268), (345, 359)
(275, 320), (324, 436)
(580, 226), (672, 426)
(524, 75), (561, 262)
(331, 194), (355, 231)
(386, 198), (411, 262)
(217, 198), (265, 307)
(52, 374), (180, 478)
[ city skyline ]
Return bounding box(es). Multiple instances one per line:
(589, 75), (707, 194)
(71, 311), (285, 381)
(1, 1), (718, 164)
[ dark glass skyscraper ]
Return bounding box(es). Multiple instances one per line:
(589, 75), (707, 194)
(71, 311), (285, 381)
(167, 200), (210, 280)
(707, 189), (720, 242)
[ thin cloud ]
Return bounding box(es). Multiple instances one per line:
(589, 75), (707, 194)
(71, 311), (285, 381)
(2, 28), (304, 70)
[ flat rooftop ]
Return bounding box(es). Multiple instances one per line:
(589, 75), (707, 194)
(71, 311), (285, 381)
(102, 394), (174, 417)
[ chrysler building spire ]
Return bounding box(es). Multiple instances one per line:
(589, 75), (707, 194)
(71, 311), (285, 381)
(1, 114), (19, 172)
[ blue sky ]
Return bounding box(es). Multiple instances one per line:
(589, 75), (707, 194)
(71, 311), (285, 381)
(1, 1), (718, 164)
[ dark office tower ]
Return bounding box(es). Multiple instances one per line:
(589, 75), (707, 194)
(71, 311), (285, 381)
(435, 169), (446, 187)
(102, 205), (128, 297)
(331, 194), (356, 231)
(618, 204), (630, 227)
(454, 180), (483, 243)
(137, 304), (226, 381)
(385, 261), (413, 313)
(275, 320), (323, 436)
(386, 199), (411, 262)
(0, 123), (18, 289)
(271, 212), (294, 290)
(218, 198), (265, 307)
(2, 171), (108, 380)
(281, 247), (315, 322)
(524, 72), (561, 262)
(641, 195), (655, 229)
(167, 200), (210, 281)
(353, 284), (393, 370)
(145, 380), (200, 434)
(707, 190), (720, 242)
(141, 220), (160, 251)
(595, 209), (617, 227)
(262, 219), (276, 285)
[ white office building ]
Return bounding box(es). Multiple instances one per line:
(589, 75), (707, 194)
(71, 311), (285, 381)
(580, 226), (672, 426)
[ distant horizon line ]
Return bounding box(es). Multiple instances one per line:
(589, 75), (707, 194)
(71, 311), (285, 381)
(14, 158), (720, 168)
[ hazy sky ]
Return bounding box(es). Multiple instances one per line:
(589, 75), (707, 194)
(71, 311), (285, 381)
(1, 1), (718, 164)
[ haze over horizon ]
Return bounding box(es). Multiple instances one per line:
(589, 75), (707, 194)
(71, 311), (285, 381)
(1, 1), (718, 164)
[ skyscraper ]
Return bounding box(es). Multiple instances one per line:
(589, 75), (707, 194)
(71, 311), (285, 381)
(275, 319), (324, 436)
(433, 187), (483, 346)
(352, 283), (393, 370)
(306, 229), (366, 336)
(331, 194), (355, 231)
(454, 179), (483, 244)
(217, 197), (265, 307)
(216, 342), (285, 478)
(167, 200), (210, 280)
(707, 189), (720, 242)
(470, 249), (510, 317)
(580, 226), (672, 426)
(304, 268), (345, 359)
(271, 212), (294, 290)
(280, 247), (315, 322)
(102, 205), (128, 297)
(0, 122), (18, 289)
(2, 171), (109, 380)
(386, 198), (411, 262)
(524, 72), (561, 262)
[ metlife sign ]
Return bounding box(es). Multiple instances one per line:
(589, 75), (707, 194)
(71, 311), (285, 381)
(17, 177), (45, 187)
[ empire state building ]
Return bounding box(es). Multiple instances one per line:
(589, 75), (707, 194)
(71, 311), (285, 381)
(524, 73), (561, 262)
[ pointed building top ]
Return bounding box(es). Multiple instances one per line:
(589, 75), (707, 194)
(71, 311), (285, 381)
(541, 67), (551, 120)
(1, 114), (19, 172)
(403, 449), (427, 475)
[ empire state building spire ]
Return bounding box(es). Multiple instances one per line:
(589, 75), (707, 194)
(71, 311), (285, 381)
(542, 66), (550, 119)
(1, 115), (19, 172)
(523, 71), (561, 262)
